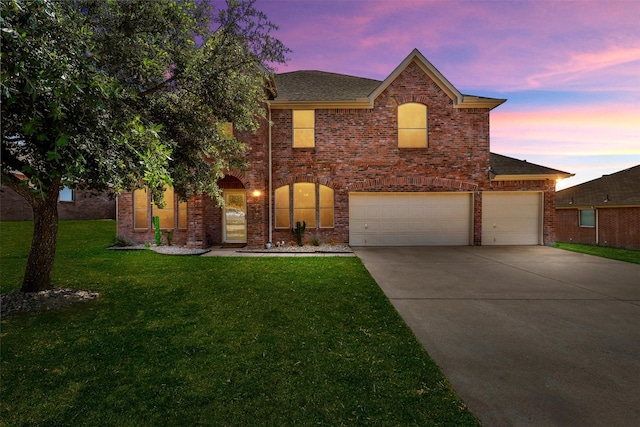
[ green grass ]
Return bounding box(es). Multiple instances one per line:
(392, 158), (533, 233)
(0, 220), (478, 426)
(555, 242), (640, 264)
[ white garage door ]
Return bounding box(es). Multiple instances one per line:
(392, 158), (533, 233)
(349, 192), (472, 246)
(482, 192), (541, 245)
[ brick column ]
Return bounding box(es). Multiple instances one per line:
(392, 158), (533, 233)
(473, 192), (482, 245)
(187, 195), (205, 248)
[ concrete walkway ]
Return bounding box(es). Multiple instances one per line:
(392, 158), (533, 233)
(353, 246), (640, 427)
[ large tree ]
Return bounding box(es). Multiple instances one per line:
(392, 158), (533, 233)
(1, 0), (289, 292)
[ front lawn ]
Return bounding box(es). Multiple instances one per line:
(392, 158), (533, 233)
(0, 220), (478, 426)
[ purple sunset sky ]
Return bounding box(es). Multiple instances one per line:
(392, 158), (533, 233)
(217, 0), (640, 189)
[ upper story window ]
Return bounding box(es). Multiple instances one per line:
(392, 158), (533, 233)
(398, 103), (427, 148)
(134, 187), (187, 231)
(293, 110), (315, 147)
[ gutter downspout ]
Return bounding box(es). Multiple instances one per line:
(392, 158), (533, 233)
(268, 103), (273, 245)
(595, 208), (599, 245)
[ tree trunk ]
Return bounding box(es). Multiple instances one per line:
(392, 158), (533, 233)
(21, 185), (60, 293)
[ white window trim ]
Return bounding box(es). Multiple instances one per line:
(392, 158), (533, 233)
(578, 209), (595, 228)
(59, 186), (74, 202)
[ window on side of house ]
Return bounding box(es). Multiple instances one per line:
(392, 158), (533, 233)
(398, 102), (427, 148)
(319, 185), (334, 228)
(293, 110), (315, 147)
(275, 185), (290, 228)
(134, 189), (149, 230)
(579, 209), (595, 227)
(59, 186), (74, 202)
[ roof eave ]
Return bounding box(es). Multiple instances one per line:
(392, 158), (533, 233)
(268, 98), (373, 109)
(492, 173), (574, 181)
(455, 96), (507, 110)
(557, 203), (640, 209)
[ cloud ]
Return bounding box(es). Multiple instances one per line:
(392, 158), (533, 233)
(252, 0), (640, 190)
(526, 46), (640, 91)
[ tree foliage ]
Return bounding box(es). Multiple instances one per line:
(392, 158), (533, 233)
(1, 0), (289, 291)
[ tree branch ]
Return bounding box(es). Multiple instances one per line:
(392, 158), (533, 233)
(139, 75), (177, 97)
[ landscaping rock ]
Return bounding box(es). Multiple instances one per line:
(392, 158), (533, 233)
(1, 288), (99, 316)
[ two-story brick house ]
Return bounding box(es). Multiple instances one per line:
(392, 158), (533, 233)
(116, 49), (572, 248)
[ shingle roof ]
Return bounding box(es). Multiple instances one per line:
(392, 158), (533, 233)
(271, 50), (506, 109)
(273, 71), (381, 101)
(490, 153), (573, 178)
(556, 165), (640, 207)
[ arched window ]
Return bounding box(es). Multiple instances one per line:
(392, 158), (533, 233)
(398, 103), (427, 148)
(133, 187), (187, 230)
(275, 185), (290, 228)
(134, 189), (148, 230)
(319, 185), (334, 228)
(274, 184), (334, 228)
(294, 182), (316, 227)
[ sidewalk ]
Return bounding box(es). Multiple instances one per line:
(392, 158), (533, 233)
(201, 246), (355, 257)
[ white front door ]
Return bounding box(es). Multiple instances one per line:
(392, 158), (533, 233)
(223, 190), (246, 243)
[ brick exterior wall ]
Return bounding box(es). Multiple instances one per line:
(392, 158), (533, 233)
(116, 60), (555, 248)
(556, 207), (640, 250)
(599, 207), (640, 250)
(1, 185), (115, 221)
(0, 185), (31, 220)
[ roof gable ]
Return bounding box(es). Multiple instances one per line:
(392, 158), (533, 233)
(369, 49), (506, 110)
(556, 165), (640, 207)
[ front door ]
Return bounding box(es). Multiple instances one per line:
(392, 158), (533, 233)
(223, 190), (247, 243)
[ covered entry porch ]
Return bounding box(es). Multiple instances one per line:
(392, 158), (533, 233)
(197, 174), (267, 248)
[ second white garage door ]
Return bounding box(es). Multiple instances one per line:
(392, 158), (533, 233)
(349, 192), (472, 246)
(482, 192), (542, 245)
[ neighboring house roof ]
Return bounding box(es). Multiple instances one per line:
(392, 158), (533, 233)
(490, 153), (573, 181)
(556, 165), (640, 208)
(270, 49), (506, 110)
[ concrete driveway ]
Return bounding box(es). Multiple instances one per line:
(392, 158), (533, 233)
(353, 246), (640, 427)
